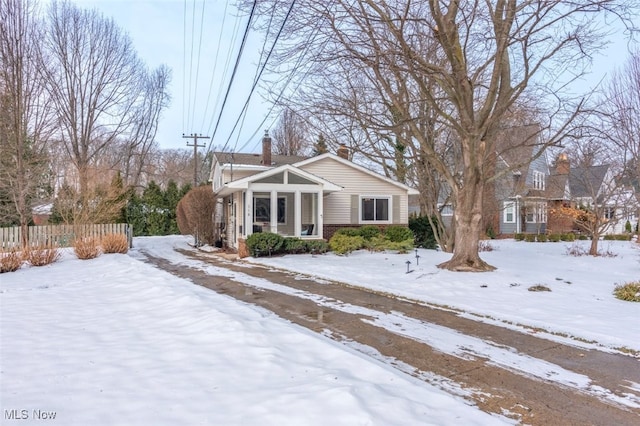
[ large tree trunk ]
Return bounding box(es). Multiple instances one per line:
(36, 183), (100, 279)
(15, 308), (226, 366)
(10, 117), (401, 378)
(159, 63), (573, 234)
(589, 234), (600, 256)
(438, 162), (495, 272)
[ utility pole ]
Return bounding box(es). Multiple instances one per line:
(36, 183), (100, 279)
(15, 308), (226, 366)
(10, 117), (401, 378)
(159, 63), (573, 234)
(183, 133), (209, 187)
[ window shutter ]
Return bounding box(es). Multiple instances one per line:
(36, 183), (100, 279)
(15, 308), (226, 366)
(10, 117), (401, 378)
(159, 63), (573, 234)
(350, 195), (359, 224)
(392, 195), (401, 224)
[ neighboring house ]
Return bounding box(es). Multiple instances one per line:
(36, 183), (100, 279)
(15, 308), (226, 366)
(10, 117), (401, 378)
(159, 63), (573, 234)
(546, 154), (639, 235)
(31, 203), (53, 225)
(485, 124), (550, 236)
(210, 132), (419, 251)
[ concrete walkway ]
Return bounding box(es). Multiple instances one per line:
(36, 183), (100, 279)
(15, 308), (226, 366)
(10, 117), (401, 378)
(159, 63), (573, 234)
(140, 247), (640, 426)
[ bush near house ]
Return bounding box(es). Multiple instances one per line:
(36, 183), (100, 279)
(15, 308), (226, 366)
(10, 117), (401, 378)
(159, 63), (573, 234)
(247, 234), (329, 257)
(548, 234), (562, 242)
(514, 233), (525, 241)
(329, 225), (415, 255)
(408, 214), (439, 249)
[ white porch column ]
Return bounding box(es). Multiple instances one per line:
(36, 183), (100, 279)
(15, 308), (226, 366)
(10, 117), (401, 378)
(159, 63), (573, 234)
(245, 189), (253, 236)
(317, 190), (323, 238)
(270, 190), (278, 233)
(294, 190), (301, 236)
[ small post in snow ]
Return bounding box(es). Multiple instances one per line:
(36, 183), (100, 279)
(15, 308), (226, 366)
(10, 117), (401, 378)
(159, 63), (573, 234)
(405, 260), (412, 274)
(415, 249), (420, 266)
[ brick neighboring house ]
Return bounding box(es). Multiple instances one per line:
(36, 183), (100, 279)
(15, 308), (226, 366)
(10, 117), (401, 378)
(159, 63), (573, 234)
(546, 154), (639, 235)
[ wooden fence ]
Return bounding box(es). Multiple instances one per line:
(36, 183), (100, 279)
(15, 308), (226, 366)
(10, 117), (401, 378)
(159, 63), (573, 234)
(0, 223), (133, 249)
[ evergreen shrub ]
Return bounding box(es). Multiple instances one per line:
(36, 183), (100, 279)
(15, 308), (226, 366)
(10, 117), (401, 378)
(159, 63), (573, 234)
(408, 214), (438, 249)
(246, 232), (284, 257)
(613, 282), (640, 302)
(328, 234), (365, 255)
(536, 234), (548, 242)
(384, 225), (414, 243)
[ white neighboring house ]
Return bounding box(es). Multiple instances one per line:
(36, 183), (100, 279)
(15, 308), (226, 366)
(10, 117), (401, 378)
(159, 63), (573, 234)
(209, 132), (419, 251)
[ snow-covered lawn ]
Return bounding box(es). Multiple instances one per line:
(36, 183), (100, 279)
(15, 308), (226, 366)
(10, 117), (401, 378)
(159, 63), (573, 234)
(1, 239), (509, 426)
(2, 236), (639, 425)
(250, 238), (640, 353)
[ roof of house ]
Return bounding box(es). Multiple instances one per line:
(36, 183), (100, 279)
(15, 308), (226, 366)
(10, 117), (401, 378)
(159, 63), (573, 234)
(569, 164), (610, 198)
(494, 123), (545, 172)
(213, 151), (309, 167)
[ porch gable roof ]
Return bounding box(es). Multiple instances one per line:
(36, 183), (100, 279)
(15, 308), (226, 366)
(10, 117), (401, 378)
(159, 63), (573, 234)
(216, 164), (343, 197)
(294, 153), (420, 195)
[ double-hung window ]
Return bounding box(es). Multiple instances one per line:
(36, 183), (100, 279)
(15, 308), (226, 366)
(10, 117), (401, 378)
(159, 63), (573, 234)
(503, 201), (515, 223)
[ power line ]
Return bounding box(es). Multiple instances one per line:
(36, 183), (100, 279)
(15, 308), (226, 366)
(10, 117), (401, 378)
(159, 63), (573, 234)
(189, 0), (207, 132)
(204, 0), (258, 147)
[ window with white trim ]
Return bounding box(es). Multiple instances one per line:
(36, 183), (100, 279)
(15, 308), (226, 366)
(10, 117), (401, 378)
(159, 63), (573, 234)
(361, 197), (390, 222)
(440, 205), (454, 216)
(532, 171), (545, 190)
(503, 201), (515, 223)
(525, 202), (547, 223)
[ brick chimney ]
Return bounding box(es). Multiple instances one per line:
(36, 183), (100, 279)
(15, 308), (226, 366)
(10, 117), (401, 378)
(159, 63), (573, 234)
(555, 153), (570, 175)
(262, 130), (272, 166)
(337, 144), (349, 160)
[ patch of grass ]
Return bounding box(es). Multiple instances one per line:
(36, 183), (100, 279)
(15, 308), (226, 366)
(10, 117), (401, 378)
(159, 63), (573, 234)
(613, 282), (640, 302)
(25, 244), (61, 266)
(528, 284), (551, 292)
(0, 248), (23, 273)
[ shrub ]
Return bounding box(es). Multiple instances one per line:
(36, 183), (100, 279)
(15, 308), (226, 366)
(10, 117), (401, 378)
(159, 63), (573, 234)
(604, 234), (632, 241)
(565, 242), (588, 257)
(514, 233), (525, 241)
(577, 234), (589, 240)
(384, 225), (414, 243)
(536, 234), (548, 242)
(364, 235), (388, 252)
(625, 220), (632, 234)
(74, 237), (101, 260)
(0, 248), (23, 273)
(334, 227), (361, 237)
(329, 233), (365, 255)
(382, 238), (414, 253)
(304, 240), (329, 254)
(283, 237), (306, 254)
(548, 234), (561, 242)
(613, 282), (640, 302)
(528, 284), (551, 292)
(101, 233), (129, 254)
(524, 234), (536, 242)
(246, 232), (284, 257)
(560, 233), (576, 242)
(176, 186), (216, 246)
(485, 224), (496, 239)
(25, 244), (61, 266)
(358, 225), (381, 240)
(409, 215), (438, 249)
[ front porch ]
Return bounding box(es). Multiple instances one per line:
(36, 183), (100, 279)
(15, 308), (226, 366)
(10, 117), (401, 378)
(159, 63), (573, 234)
(216, 165), (341, 249)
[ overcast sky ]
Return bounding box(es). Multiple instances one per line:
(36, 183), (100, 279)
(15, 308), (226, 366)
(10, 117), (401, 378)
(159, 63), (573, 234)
(70, 0), (637, 153)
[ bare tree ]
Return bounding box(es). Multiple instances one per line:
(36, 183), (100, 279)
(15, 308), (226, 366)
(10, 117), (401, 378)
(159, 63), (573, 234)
(271, 107), (308, 155)
(245, 0), (637, 271)
(605, 49), (640, 189)
(121, 65), (172, 188)
(40, 0), (144, 211)
(0, 0), (53, 244)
